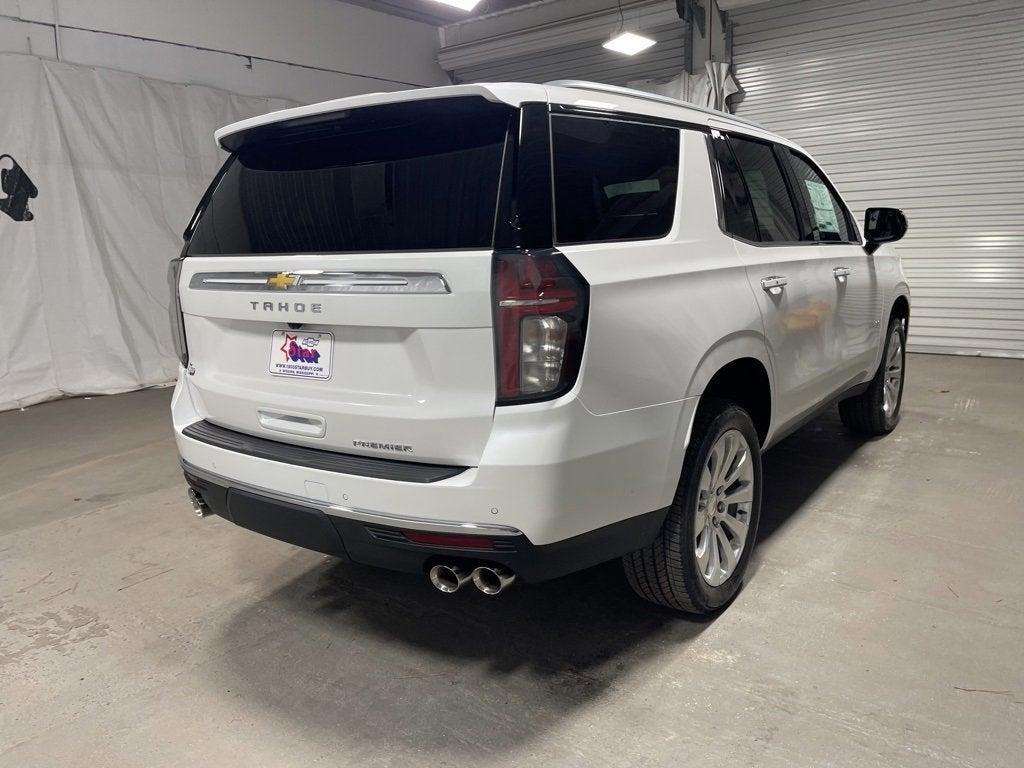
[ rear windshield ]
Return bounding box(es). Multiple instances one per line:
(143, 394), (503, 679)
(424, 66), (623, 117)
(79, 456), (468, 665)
(187, 98), (512, 254)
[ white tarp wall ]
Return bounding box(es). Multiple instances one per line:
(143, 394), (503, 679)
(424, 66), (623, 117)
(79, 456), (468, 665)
(0, 54), (293, 411)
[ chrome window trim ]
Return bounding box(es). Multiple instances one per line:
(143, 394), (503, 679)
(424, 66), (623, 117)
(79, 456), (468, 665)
(188, 271), (451, 294)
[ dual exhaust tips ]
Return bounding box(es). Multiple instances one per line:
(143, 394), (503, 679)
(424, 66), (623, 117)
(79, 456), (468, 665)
(192, 486), (513, 594)
(428, 564), (515, 595)
(188, 488), (212, 518)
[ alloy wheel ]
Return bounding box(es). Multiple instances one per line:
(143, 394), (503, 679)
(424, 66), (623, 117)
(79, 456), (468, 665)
(883, 328), (904, 421)
(694, 429), (755, 587)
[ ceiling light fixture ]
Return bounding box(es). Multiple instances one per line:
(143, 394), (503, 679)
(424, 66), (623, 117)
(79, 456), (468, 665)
(603, 31), (657, 55)
(603, 0), (656, 56)
(429, 0), (484, 10)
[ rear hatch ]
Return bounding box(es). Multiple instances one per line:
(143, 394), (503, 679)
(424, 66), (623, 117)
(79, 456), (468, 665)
(176, 97), (513, 466)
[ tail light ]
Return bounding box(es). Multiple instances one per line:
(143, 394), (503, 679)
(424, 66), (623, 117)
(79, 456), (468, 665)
(167, 257), (189, 367)
(493, 249), (588, 404)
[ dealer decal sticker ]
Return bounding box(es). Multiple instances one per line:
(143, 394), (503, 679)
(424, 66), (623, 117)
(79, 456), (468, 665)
(269, 330), (332, 379)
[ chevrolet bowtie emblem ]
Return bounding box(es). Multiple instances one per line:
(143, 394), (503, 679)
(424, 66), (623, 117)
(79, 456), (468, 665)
(267, 272), (298, 289)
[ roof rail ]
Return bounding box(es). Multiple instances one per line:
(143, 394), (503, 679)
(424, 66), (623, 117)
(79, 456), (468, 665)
(544, 80), (766, 131)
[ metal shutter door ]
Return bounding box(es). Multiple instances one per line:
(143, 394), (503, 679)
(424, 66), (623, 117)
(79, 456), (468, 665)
(731, 0), (1024, 357)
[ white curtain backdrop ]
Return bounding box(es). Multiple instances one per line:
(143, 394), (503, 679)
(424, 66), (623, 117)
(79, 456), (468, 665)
(0, 54), (294, 411)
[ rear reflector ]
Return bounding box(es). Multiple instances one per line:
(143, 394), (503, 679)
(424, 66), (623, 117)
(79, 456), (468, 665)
(403, 531), (496, 550)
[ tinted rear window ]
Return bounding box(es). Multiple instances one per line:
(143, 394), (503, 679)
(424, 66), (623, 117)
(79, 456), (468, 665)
(187, 98), (512, 254)
(727, 136), (801, 243)
(710, 134), (759, 242)
(552, 116), (679, 244)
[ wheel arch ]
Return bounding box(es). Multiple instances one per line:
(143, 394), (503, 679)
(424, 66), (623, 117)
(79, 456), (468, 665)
(891, 292), (910, 328)
(667, 333), (773, 490)
(699, 357), (772, 446)
(684, 332), (773, 435)
(684, 331), (772, 396)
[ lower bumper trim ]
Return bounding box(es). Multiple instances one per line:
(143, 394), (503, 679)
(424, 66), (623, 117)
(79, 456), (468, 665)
(181, 463), (668, 583)
(181, 459), (521, 537)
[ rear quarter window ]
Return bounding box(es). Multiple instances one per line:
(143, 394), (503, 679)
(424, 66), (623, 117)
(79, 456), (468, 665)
(551, 116), (679, 245)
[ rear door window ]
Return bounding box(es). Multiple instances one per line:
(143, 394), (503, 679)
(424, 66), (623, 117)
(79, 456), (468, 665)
(710, 134), (759, 242)
(785, 151), (857, 242)
(551, 116), (679, 244)
(186, 98), (512, 254)
(726, 136), (801, 243)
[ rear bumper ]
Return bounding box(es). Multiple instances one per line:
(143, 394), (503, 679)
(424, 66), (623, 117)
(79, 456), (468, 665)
(183, 460), (667, 582)
(173, 374), (696, 546)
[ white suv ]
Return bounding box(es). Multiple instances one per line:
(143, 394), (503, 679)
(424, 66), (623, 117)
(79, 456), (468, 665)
(170, 81), (910, 613)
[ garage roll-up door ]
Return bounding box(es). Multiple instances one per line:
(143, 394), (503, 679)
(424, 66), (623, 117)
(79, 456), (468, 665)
(730, 0), (1024, 358)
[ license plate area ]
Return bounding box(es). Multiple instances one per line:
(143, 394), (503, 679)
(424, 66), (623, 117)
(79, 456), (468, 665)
(269, 330), (333, 380)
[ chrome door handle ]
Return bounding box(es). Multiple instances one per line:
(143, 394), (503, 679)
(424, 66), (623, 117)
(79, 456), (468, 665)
(833, 266), (851, 280)
(761, 276), (788, 294)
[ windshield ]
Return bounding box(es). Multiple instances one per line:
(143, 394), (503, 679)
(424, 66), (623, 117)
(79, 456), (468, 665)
(186, 98), (512, 254)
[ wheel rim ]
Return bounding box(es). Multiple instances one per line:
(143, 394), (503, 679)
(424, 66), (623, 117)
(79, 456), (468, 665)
(883, 328), (904, 421)
(694, 429), (755, 587)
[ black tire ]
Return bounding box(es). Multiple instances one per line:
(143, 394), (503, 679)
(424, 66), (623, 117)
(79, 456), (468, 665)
(838, 315), (907, 436)
(623, 398), (762, 614)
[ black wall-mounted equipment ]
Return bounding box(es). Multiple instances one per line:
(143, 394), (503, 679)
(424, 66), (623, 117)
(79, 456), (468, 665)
(0, 154), (38, 222)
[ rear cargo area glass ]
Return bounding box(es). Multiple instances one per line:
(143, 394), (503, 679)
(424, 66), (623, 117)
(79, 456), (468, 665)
(187, 98), (511, 254)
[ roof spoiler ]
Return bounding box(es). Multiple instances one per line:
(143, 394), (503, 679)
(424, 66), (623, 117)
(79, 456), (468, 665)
(215, 83), (542, 152)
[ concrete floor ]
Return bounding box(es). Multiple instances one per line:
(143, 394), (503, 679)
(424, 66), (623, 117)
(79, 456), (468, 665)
(1, 353), (1022, 767)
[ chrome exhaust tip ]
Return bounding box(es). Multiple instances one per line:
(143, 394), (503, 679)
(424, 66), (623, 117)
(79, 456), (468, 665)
(188, 488), (212, 518)
(471, 565), (516, 595)
(428, 564), (472, 594)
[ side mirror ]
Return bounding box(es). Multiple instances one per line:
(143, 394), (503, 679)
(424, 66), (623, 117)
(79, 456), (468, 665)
(864, 207), (907, 255)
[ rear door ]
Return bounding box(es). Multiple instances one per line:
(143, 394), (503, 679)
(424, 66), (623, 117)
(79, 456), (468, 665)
(177, 97), (513, 466)
(711, 132), (840, 431)
(783, 148), (881, 382)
